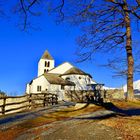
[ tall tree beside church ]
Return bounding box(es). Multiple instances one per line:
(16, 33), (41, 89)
(12, 0), (140, 101)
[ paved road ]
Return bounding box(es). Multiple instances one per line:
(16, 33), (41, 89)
(0, 102), (75, 130)
(0, 102), (123, 140)
(15, 110), (121, 140)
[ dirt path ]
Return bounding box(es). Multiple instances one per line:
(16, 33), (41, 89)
(0, 101), (140, 140)
(16, 119), (121, 140)
(0, 102), (75, 130)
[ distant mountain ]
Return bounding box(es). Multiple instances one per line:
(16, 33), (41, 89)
(123, 80), (140, 94)
(103, 80), (140, 95)
(103, 86), (120, 90)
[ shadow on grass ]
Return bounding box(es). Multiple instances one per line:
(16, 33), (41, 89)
(103, 102), (140, 116)
(75, 113), (117, 120)
(75, 102), (140, 121)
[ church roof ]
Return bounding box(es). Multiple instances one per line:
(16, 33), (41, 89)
(61, 67), (92, 77)
(41, 50), (53, 60)
(48, 62), (74, 74)
(44, 73), (75, 86)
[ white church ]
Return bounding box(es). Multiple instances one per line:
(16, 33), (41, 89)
(26, 50), (97, 100)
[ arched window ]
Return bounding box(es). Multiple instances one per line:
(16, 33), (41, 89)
(44, 69), (46, 73)
(88, 78), (90, 82)
(45, 61), (50, 67)
(66, 77), (70, 81)
(61, 85), (65, 90)
(48, 61), (50, 67)
(45, 61), (47, 67)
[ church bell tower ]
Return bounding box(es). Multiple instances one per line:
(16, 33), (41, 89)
(38, 50), (55, 76)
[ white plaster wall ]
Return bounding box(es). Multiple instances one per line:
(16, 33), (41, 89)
(48, 62), (73, 74)
(26, 76), (65, 100)
(61, 75), (96, 90)
(47, 84), (65, 100)
(38, 59), (55, 76)
(26, 84), (30, 94)
(47, 84), (61, 92)
(29, 75), (50, 93)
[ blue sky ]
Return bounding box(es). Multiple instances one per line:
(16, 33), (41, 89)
(0, 14), (139, 95)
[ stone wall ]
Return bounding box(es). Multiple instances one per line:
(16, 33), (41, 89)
(105, 89), (125, 100)
(64, 89), (125, 102)
(64, 90), (94, 102)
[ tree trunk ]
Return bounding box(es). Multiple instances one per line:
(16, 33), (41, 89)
(123, 1), (134, 101)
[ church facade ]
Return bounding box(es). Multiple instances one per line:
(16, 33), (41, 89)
(26, 50), (97, 100)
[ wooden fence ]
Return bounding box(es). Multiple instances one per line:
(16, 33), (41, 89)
(0, 93), (58, 115)
(65, 90), (104, 103)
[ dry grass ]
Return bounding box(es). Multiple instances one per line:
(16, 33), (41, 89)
(99, 101), (140, 140)
(99, 115), (140, 140)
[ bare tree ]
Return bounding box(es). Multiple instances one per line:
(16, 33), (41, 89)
(73, 0), (136, 102)
(12, 0), (140, 101)
(0, 90), (7, 97)
(11, 0), (42, 30)
(0, 1), (6, 18)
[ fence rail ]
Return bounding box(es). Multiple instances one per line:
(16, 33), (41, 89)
(0, 93), (58, 115)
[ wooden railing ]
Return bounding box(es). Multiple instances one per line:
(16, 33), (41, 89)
(0, 93), (58, 115)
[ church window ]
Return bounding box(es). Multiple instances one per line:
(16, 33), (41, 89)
(79, 76), (81, 79)
(44, 69), (46, 73)
(66, 77), (70, 81)
(46, 69), (49, 72)
(88, 78), (90, 82)
(45, 61), (50, 67)
(61, 85), (65, 90)
(48, 61), (50, 67)
(45, 61), (47, 67)
(37, 86), (41, 92)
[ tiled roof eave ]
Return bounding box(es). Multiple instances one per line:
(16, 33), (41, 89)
(60, 73), (92, 78)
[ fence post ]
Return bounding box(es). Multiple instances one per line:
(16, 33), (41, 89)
(71, 91), (73, 101)
(51, 94), (54, 105)
(81, 91), (84, 102)
(2, 97), (6, 115)
(43, 93), (46, 107)
(52, 94), (57, 105)
(55, 95), (58, 104)
(29, 94), (32, 109)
